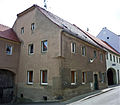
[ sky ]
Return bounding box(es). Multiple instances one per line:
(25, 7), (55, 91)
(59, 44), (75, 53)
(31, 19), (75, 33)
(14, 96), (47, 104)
(0, 0), (120, 36)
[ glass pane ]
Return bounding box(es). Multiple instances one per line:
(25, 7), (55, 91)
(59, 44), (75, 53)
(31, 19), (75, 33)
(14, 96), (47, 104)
(42, 71), (47, 83)
(42, 41), (47, 52)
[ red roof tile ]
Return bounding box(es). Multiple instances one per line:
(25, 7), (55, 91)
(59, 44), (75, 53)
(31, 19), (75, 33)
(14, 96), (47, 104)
(0, 24), (20, 42)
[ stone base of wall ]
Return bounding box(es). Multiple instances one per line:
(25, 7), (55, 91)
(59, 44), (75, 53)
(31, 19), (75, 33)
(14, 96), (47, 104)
(16, 82), (107, 102)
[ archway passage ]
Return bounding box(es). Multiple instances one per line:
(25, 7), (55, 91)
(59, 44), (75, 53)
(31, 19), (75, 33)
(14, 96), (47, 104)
(0, 69), (15, 103)
(107, 68), (116, 86)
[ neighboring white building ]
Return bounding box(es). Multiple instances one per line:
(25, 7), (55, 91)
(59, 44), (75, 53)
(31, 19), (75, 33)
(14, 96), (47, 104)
(97, 27), (120, 53)
(106, 50), (120, 85)
(84, 31), (120, 86)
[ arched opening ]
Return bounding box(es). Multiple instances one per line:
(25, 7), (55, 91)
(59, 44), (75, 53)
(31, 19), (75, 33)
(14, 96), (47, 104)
(0, 69), (15, 103)
(107, 68), (116, 86)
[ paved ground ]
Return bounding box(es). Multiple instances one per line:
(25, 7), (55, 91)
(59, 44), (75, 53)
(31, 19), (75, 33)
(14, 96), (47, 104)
(69, 86), (120, 105)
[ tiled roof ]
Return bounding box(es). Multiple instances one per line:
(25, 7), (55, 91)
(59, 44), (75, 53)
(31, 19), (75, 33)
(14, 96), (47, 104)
(36, 5), (100, 48)
(0, 24), (20, 42)
(81, 30), (120, 55)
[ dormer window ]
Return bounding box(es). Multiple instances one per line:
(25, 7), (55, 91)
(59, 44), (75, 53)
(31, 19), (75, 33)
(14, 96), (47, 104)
(31, 23), (35, 31)
(21, 27), (24, 34)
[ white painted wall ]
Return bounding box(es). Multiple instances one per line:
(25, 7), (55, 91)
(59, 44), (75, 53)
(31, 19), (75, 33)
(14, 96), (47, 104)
(106, 51), (120, 84)
(97, 27), (120, 53)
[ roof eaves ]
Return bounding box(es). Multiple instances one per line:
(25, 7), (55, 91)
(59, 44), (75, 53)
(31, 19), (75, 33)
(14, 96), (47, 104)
(17, 4), (37, 17)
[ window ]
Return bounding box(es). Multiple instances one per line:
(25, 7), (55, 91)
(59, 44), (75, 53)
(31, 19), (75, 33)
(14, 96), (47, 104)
(21, 27), (24, 34)
(110, 54), (112, 61)
(119, 58), (120, 64)
(101, 73), (105, 83)
(116, 57), (118, 63)
(31, 23), (35, 31)
(71, 71), (76, 85)
(27, 71), (33, 84)
(107, 37), (109, 39)
(28, 44), (34, 54)
(100, 53), (103, 61)
(113, 55), (115, 62)
(71, 42), (76, 53)
(82, 46), (86, 56)
(40, 70), (48, 85)
(106, 53), (108, 60)
(41, 40), (48, 52)
(94, 50), (97, 58)
(82, 72), (86, 84)
(6, 45), (12, 55)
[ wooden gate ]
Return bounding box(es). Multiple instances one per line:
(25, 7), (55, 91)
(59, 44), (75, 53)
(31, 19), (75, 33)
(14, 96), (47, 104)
(0, 69), (14, 103)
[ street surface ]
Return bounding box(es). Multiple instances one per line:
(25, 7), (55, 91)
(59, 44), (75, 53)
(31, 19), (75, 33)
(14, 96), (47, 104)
(69, 86), (120, 105)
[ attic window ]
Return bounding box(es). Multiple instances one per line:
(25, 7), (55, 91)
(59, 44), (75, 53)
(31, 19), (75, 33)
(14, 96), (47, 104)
(107, 37), (109, 39)
(31, 23), (35, 31)
(21, 27), (24, 34)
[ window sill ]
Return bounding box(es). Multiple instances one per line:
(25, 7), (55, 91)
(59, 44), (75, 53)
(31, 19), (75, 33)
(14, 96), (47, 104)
(71, 83), (76, 85)
(41, 83), (48, 85)
(82, 82), (86, 85)
(28, 53), (34, 55)
(27, 82), (33, 85)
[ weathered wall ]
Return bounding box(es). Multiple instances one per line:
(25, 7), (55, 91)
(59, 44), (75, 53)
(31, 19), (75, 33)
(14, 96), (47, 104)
(13, 8), (62, 101)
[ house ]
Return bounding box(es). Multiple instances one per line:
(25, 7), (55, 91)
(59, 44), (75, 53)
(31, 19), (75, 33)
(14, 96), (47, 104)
(11, 5), (107, 101)
(83, 30), (120, 86)
(0, 24), (20, 103)
(97, 27), (120, 53)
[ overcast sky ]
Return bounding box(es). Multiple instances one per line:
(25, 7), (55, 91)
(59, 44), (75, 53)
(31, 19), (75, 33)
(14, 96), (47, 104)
(0, 0), (120, 36)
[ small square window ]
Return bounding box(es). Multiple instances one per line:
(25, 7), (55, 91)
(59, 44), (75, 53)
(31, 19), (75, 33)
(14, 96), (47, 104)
(41, 40), (48, 52)
(82, 46), (86, 56)
(71, 43), (76, 53)
(21, 27), (24, 34)
(71, 71), (76, 85)
(6, 45), (12, 55)
(28, 44), (34, 54)
(82, 72), (86, 84)
(27, 71), (33, 84)
(107, 37), (109, 39)
(31, 23), (35, 31)
(40, 70), (48, 85)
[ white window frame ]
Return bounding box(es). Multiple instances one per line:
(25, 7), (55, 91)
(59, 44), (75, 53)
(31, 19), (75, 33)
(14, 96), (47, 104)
(27, 71), (33, 85)
(6, 45), (12, 55)
(41, 40), (48, 53)
(40, 70), (48, 85)
(71, 42), (76, 53)
(28, 44), (34, 55)
(71, 71), (76, 85)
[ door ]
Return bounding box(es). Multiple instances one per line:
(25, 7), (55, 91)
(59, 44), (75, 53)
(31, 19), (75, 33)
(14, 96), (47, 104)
(94, 74), (99, 90)
(0, 70), (14, 103)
